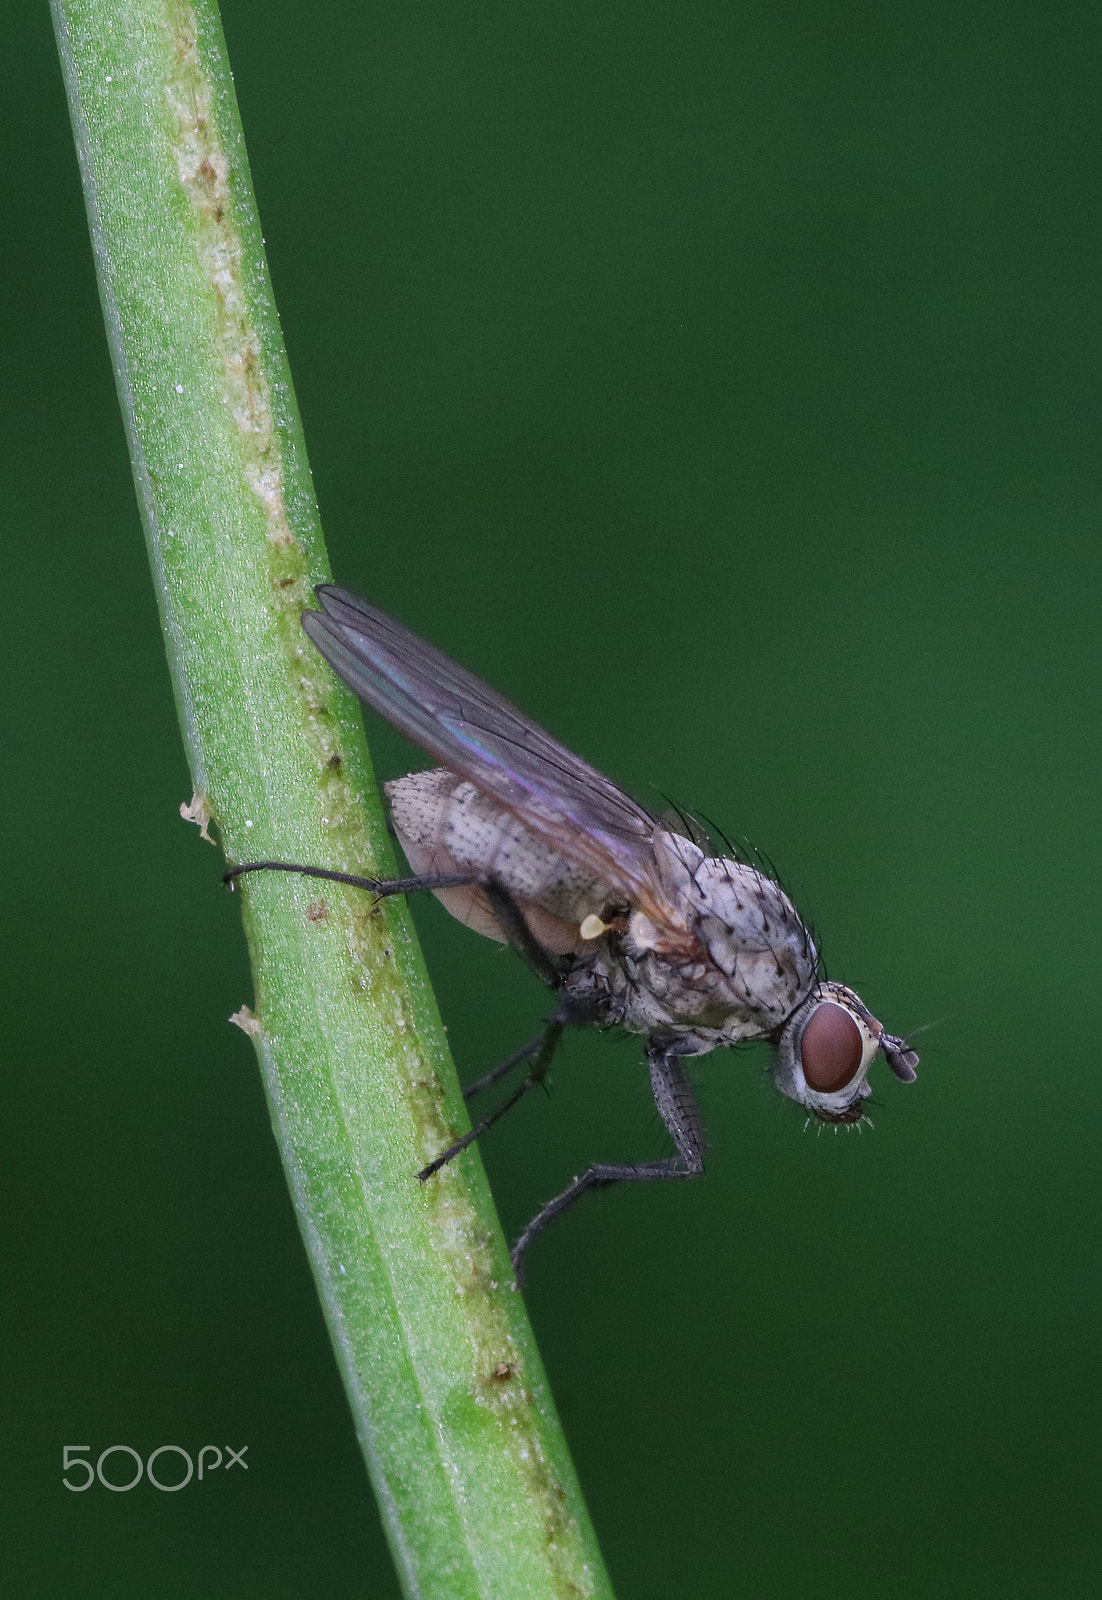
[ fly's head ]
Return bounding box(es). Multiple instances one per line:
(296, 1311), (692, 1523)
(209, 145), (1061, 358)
(772, 981), (920, 1124)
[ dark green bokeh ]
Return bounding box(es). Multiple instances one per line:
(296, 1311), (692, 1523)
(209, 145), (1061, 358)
(6, 2), (1100, 1594)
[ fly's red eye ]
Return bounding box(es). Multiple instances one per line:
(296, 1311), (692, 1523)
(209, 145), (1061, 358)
(800, 1002), (863, 1092)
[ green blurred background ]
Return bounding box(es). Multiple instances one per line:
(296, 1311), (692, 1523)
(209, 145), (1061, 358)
(5, 2), (1101, 1595)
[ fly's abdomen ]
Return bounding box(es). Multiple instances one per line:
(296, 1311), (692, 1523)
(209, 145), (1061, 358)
(386, 768), (610, 954)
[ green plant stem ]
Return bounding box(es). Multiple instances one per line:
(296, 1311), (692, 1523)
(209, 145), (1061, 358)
(51, 2), (613, 1595)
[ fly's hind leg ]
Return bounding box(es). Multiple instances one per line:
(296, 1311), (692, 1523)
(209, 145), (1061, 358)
(226, 858), (603, 1196)
(227, 861), (566, 991)
(450, 875), (572, 1104)
(229, 862), (570, 1113)
(223, 860), (481, 898)
(508, 1038), (707, 1285)
(480, 878), (564, 989)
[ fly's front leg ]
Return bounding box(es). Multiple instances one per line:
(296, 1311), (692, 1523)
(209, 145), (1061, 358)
(509, 1038), (707, 1286)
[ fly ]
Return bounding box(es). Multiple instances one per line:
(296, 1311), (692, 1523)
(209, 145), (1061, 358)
(227, 584), (919, 1280)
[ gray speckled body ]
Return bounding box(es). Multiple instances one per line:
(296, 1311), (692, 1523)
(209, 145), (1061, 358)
(388, 766), (818, 1052)
(290, 584), (917, 1171)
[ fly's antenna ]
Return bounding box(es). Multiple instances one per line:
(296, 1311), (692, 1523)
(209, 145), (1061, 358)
(899, 1018), (943, 1044)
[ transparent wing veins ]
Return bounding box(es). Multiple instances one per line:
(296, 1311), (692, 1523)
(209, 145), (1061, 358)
(305, 585), (677, 922)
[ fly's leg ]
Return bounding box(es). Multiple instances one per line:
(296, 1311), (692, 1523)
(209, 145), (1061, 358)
(226, 864), (565, 990)
(459, 971), (613, 1101)
(223, 861), (480, 898)
(226, 858), (589, 1173)
(422, 985), (607, 1173)
(481, 879), (564, 989)
(461, 1034), (547, 1100)
(509, 1039), (706, 1286)
(418, 1009), (569, 1180)
(458, 964), (616, 1103)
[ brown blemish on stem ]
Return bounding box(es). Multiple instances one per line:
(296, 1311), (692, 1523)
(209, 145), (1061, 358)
(163, 5), (294, 552)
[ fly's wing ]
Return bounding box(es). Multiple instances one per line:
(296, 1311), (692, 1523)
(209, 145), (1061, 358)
(304, 585), (675, 922)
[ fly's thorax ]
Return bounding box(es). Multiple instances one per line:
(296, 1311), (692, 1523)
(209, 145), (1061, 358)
(386, 768), (611, 954)
(597, 943), (777, 1040)
(772, 981), (886, 1124)
(624, 831), (818, 1032)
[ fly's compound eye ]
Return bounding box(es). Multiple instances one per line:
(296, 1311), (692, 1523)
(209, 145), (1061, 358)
(800, 1001), (865, 1093)
(773, 981), (899, 1118)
